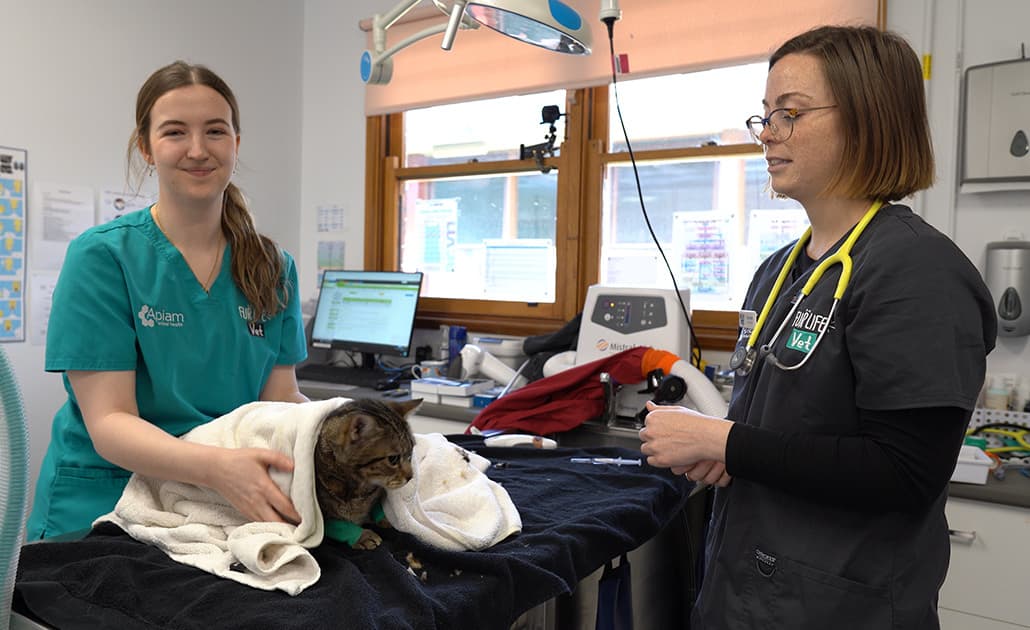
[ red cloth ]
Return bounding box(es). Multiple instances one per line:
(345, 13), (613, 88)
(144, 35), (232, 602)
(470, 347), (651, 435)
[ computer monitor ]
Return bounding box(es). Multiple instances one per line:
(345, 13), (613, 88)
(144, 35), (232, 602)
(309, 269), (423, 366)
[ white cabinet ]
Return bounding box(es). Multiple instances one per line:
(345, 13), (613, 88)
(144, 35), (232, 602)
(940, 497), (1030, 629)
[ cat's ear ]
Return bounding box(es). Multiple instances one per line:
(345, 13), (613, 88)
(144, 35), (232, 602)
(394, 398), (424, 419)
(348, 414), (376, 443)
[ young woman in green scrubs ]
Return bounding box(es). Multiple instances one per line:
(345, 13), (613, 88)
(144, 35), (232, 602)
(27, 61), (309, 539)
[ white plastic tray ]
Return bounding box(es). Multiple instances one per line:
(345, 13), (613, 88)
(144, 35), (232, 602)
(951, 445), (993, 484)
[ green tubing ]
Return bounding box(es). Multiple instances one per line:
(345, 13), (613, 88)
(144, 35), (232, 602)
(0, 347), (27, 630)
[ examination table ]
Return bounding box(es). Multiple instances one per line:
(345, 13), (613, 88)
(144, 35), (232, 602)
(12, 435), (697, 629)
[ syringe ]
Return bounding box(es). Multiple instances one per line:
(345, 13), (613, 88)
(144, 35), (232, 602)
(569, 457), (642, 466)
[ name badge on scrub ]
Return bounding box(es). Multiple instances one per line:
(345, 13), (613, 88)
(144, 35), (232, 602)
(737, 309), (756, 344)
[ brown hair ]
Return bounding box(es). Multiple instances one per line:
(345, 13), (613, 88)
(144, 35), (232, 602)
(769, 25), (935, 200)
(126, 60), (289, 321)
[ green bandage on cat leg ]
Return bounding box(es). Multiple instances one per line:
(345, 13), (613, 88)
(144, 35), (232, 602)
(323, 518), (364, 546)
(372, 501), (386, 524)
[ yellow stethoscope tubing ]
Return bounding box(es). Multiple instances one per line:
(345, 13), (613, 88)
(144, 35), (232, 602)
(744, 200), (885, 370)
(976, 427), (1030, 454)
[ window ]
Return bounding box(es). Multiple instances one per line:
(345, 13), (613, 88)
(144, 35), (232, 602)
(600, 66), (806, 312)
(405, 92), (566, 165)
(365, 64), (800, 347)
(398, 171), (558, 303)
(398, 93), (566, 305)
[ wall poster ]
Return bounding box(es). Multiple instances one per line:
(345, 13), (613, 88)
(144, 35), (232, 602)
(0, 146), (27, 341)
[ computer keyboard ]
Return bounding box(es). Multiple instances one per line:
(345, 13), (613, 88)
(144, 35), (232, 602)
(295, 363), (396, 389)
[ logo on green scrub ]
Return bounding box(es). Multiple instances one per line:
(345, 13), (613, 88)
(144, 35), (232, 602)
(786, 328), (817, 354)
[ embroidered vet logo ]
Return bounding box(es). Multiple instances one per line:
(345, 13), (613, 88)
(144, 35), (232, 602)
(238, 304), (265, 336)
(138, 304), (185, 328)
(138, 305), (155, 328)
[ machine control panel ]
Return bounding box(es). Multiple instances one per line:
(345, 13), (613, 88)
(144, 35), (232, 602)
(589, 294), (668, 334)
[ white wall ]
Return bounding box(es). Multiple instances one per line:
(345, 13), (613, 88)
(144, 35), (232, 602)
(1, 0), (304, 499)
(888, 0), (1030, 374)
(299, 0), (398, 300)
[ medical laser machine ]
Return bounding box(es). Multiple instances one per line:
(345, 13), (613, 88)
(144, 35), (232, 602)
(576, 284), (692, 366)
(543, 285), (727, 420)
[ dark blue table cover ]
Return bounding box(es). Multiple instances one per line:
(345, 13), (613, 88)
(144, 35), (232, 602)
(15, 435), (692, 630)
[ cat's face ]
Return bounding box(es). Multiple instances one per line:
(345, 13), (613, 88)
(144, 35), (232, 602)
(316, 398), (420, 490)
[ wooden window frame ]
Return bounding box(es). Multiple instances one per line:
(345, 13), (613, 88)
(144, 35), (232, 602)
(365, 86), (763, 351)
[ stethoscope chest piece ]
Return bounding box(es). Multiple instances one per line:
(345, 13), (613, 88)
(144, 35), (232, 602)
(730, 345), (756, 376)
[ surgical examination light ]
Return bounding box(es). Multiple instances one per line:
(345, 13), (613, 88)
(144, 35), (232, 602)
(361, 0), (595, 85)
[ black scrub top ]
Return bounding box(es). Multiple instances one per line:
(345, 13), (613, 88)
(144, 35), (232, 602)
(692, 204), (997, 630)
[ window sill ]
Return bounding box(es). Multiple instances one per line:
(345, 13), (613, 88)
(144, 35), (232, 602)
(415, 308), (738, 352)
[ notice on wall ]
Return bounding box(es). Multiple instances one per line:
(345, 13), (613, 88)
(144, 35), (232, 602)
(672, 210), (735, 297)
(317, 204), (345, 233)
(0, 146), (27, 342)
(33, 183), (95, 270)
(748, 208), (809, 259)
(316, 240), (345, 284)
(98, 188), (156, 225)
(28, 271), (57, 346)
(411, 198), (458, 273)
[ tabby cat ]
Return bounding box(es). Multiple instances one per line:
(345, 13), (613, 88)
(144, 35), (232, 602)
(314, 397), (420, 549)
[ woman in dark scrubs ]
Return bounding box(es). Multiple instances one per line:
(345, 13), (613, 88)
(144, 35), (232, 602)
(639, 25), (997, 630)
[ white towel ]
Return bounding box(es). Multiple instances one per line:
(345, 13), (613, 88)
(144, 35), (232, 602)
(383, 433), (522, 552)
(96, 397), (351, 596)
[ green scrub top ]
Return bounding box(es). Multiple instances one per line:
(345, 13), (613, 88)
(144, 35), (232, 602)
(26, 207), (307, 539)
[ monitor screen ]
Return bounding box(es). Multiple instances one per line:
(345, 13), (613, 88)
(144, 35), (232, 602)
(309, 269), (423, 357)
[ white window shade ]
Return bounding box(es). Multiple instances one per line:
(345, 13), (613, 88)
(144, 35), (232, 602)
(363, 0), (880, 115)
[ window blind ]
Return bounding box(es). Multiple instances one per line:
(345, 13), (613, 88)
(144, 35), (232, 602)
(363, 0), (880, 115)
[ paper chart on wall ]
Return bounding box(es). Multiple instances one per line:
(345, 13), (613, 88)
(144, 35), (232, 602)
(28, 271), (57, 346)
(99, 188), (156, 225)
(316, 240), (345, 285)
(317, 204), (345, 233)
(32, 183), (95, 270)
(0, 146), (27, 341)
(672, 210), (735, 298)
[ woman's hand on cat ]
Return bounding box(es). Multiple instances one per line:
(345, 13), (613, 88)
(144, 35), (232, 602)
(208, 447), (303, 525)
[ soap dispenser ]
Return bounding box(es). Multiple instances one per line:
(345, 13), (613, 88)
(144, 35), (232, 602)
(985, 240), (1030, 336)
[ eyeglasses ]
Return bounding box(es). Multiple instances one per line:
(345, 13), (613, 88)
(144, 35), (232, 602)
(745, 105), (838, 143)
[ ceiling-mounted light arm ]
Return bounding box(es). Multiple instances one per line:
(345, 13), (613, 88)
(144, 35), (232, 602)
(362, 0), (596, 86)
(376, 23), (448, 64)
(441, 0), (470, 49)
(361, 0), (478, 85)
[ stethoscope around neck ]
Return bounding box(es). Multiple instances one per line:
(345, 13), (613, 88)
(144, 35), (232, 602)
(729, 200), (884, 376)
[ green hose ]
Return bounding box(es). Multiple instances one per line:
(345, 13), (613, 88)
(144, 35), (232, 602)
(0, 347), (28, 630)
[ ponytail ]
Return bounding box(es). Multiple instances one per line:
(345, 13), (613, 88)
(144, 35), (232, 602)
(221, 183), (289, 321)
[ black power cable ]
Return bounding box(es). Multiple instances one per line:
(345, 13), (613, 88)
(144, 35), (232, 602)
(602, 17), (703, 369)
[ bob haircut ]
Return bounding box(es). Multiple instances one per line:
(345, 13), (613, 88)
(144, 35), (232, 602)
(769, 25), (935, 201)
